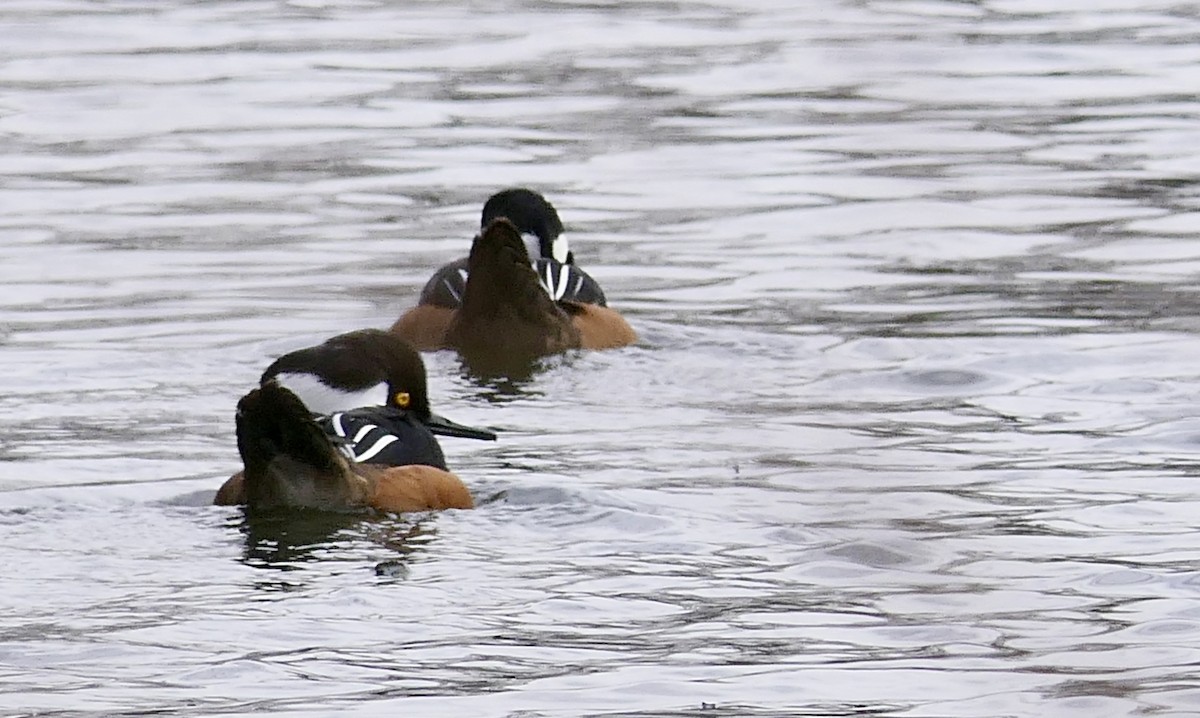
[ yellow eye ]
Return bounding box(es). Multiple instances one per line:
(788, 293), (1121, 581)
(394, 392), (411, 408)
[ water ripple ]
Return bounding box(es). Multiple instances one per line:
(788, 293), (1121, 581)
(4, 0), (1200, 716)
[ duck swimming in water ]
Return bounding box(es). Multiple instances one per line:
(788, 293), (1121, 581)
(391, 189), (636, 362)
(214, 382), (474, 513)
(421, 188), (608, 306)
(214, 329), (493, 512)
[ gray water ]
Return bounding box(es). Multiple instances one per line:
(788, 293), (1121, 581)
(3, 1), (1200, 716)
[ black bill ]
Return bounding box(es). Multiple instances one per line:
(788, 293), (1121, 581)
(425, 412), (498, 441)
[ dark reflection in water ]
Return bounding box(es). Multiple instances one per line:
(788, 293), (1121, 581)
(234, 509), (442, 584)
(236, 510), (366, 573)
(448, 347), (607, 397)
(455, 359), (550, 396)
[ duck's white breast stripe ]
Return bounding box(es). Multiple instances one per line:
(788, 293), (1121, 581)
(330, 413), (347, 438)
(555, 264), (570, 300)
(354, 434), (399, 462)
(537, 262), (574, 300)
(352, 424), (378, 443)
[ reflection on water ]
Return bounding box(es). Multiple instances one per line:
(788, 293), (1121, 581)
(4, 0), (1200, 715)
(235, 509), (440, 587)
(238, 510), (370, 572)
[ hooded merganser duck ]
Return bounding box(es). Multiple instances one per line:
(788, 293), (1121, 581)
(419, 188), (608, 308)
(213, 329), (495, 510)
(213, 382), (473, 513)
(262, 329), (495, 459)
(392, 189), (636, 355)
(443, 217), (583, 371)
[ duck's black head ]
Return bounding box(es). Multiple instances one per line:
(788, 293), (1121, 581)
(262, 329), (433, 418)
(481, 188), (571, 265)
(261, 329), (497, 441)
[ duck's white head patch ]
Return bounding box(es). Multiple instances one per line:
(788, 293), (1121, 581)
(271, 372), (388, 416)
(521, 231), (571, 264)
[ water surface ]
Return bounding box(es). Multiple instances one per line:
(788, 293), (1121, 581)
(3, 1), (1200, 716)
